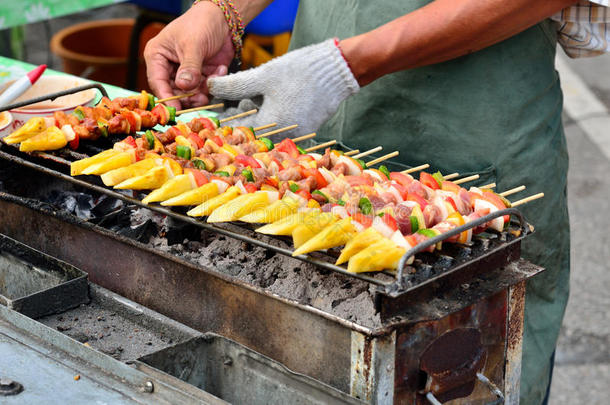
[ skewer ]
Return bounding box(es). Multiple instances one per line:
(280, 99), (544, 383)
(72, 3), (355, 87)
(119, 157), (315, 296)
(253, 123), (277, 132)
(366, 151), (399, 166)
(292, 132), (316, 143)
(453, 174), (480, 185)
(443, 173), (460, 180)
(344, 150), (360, 156)
(499, 185), (525, 197)
(511, 192), (544, 207)
(219, 109), (257, 123)
(305, 140), (337, 152)
(401, 163), (430, 174)
(255, 124), (298, 139)
(480, 182), (496, 189)
(352, 146), (382, 159)
(155, 92), (196, 103)
(176, 103), (224, 116)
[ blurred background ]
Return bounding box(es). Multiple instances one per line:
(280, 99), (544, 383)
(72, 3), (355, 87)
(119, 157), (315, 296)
(0, 1), (608, 403)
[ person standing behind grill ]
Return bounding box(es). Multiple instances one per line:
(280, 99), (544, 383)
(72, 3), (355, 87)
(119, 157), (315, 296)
(144, 0), (608, 403)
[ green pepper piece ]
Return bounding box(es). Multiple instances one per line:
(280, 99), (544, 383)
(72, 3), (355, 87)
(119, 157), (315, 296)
(73, 109), (85, 120)
(409, 216), (419, 233)
(417, 229), (437, 238)
(379, 165), (391, 180)
(378, 212), (385, 217)
(356, 159), (367, 170)
(192, 158), (206, 170)
(167, 106), (176, 124)
(209, 117), (220, 128)
(337, 199), (346, 206)
(432, 171), (444, 188)
(260, 137), (274, 151)
(312, 190), (329, 203)
(296, 145), (306, 155)
(242, 169), (254, 182)
(145, 130), (155, 149)
(289, 183), (299, 193)
(147, 94), (156, 110)
(214, 170), (230, 177)
(358, 197), (372, 215)
(176, 145), (191, 160)
(97, 121), (109, 138)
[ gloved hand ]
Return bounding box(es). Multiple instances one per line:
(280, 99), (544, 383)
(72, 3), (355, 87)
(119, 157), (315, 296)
(208, 39), (360, 136)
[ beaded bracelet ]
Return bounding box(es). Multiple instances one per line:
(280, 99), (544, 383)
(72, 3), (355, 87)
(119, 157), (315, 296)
(193, 0), (244, 60)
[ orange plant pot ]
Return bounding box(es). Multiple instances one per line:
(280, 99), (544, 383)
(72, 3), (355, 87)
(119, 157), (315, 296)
(50, 19), (164, 91)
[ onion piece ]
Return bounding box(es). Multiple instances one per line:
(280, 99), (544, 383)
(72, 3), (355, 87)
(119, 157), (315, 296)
(60, 124), (76, 142)
(372, 215), (394, 238)
(211, 179), (230, 194)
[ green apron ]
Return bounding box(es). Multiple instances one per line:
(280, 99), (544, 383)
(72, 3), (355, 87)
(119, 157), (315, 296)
(290, 2), (570, 404)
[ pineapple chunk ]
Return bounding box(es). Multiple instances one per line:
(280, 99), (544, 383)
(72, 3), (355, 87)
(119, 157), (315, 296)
(100, 159), (157, 186)
(161, 182), (220, 206)
(240, 197), (300, 224)
(335, 227), (385, 265)
(207, 192), (269, 223)
(292, 218), (355, 256)
(82, 152), (134, 175)
(142, 173), (195, 204)
(71, 149), (120, 176)
(347, 239), (406, 273)
(255, 210), (320, 236)
(187, 186), (240, 217)
(291, 213), (337, 249)
(114, 166), (169, 190)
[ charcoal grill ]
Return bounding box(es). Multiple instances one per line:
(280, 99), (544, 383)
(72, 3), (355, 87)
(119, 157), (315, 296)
(0, 87), (544, 404)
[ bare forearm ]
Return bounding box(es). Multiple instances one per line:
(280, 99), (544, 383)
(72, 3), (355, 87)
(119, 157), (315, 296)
(340, 0), (578, 86)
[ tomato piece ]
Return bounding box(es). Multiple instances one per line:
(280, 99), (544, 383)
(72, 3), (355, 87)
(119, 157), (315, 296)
(352, 213), (373, 228)
(68, 132), (80, 150)
(382, 213), (399, 232)
(441, 181), (461, 194)
(304, 168), (328, 189)
(420, 172), (440, 190)
(344, 175), (373, 188)
(188, 133), (204, 149)
(244, 183), (258, 193)
(391, 182), (408, 200)
(185, 168), (209, 187)
(123, 136), (137, 148)
(406, 192), (429, 209)
(445, 196), (458, 211)
(265, 177), (279, 188)
(211, 135), (224, 147)
(482, 191), (510, 223)
(405, 234), (418, 248)
(389, 172), (413, 187)
(234, 154), (262, 169)
(197, 117), (217, 131)
(275, 138), (300, 159)
(296, 189), (312, 200)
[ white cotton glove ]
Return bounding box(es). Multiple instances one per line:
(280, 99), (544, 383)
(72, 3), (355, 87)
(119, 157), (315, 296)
(208, 39), (360, 136)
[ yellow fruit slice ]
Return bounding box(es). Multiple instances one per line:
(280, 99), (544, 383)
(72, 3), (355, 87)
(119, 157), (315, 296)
(4, 117), (46, 144)
(161, 182), (220, 206)
(82, 152), (134, 175)
(335, 227), (385, 265)
(19, 126), (67, 152)
(142, 173), (195, 204)
(347, 239), (406, 273)
(255, 210), (320, 236)
(240, 197), (300, 224)
(71, 149), (120, 176)
(292, 217), (355, 256)
(187, 186), (240, 217)
(100, 158), (157, 186)
(291, 213), (337, 249)
(114, 166), (169, 190)
(207, 192), (269, 223)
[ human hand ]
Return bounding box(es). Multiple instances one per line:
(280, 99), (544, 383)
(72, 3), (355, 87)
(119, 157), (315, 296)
(143, 1), (235, 109)
(208, 39), (360, 136)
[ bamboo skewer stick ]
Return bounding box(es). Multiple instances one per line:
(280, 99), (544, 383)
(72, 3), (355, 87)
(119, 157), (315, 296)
(176, 103), (224, 116)
(344, 150), (360, 156)
(499, 185), (526, 197)
(305, 140), (337, 152)
(156, 92), (196, 103)
(511, 193), (544, 207)
(253, 123), (277, 132)
(292, 132), (316, 143)
(443, 173), (460, 180)
(453, 174), (480, 185)
(352, 146), (382, 160)
(402, 163), (430, 174)
(219, 109), (257, 123)
(366, 151), (399, 166)
(480, 182), (496, 189)
(255, 124), (298, 139)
